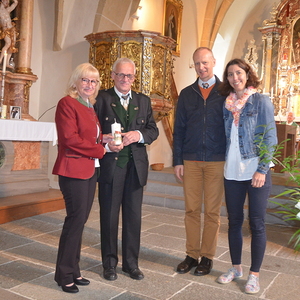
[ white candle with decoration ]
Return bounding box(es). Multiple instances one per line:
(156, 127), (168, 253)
(111, 119), (122, 145)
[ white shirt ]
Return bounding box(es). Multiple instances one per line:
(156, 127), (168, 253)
(198, 76), (216, 89)
(224, 123), (259, 181)
(95, 124), (100, 167)
(114, 86), (132, 106)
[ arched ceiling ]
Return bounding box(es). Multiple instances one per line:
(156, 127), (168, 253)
(212, 0), (266, 76)
(54, 0), (141, 51)
(53, 0), (270, 57)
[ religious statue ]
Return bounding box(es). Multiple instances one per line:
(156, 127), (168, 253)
(167, 9), (176, 41)
(0, 0), (18, 68)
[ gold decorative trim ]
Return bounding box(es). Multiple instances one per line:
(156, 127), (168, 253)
(142, 37), (152, 96)
(15, 67), (33, 75)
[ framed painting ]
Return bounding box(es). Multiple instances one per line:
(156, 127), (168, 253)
(292, 16), (300, 64)
(10, 106), (21, 119)
(163, 0), (183, 56)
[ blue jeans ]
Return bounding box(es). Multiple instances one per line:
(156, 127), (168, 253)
(224, 171), (271, 272)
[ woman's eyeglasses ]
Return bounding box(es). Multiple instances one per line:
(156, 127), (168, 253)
(81, 78), (99, 87)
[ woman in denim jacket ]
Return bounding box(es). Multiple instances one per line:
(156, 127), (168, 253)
(216, 59), (277, 294)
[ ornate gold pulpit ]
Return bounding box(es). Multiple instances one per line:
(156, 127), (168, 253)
(85, 30), (177, 145)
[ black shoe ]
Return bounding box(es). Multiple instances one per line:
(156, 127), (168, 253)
(122, 268), (144, 280)
(61, 283), (79, 293)
(74, 277), (90, 286)
(103, 267), (117, 281)
(194, 256), (213, 276)
(176, 255), (198, 274)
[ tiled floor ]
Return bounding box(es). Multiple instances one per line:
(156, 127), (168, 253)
(0, 199), (299, 299)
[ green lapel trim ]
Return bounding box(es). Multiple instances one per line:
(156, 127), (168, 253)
(110, 93), (138, 128)
(76, 96), (93, 108)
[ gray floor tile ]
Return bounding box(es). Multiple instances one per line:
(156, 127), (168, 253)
(0, 200), (299, 300)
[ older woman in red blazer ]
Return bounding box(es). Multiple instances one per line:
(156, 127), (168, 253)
(53, 63), (106, 293)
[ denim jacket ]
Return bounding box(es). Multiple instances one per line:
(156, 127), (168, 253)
(223, 92), (277, 174)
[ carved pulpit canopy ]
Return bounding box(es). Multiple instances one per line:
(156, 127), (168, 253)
(85, 30), (176, 122)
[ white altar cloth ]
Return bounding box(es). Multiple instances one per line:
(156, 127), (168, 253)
(0, 119), (57, 145)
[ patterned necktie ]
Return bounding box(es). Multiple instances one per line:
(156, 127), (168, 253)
(202, 83), (209, 89)
(121, 94), (129, 110)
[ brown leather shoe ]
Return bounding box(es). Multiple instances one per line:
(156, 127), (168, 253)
(176, 255), (198, 274)
(194, 256), (213, 276)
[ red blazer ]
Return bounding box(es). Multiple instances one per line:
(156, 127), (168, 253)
(53, 95), (105, 179)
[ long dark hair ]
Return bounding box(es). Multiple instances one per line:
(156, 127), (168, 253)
(219, 58), (261, 96)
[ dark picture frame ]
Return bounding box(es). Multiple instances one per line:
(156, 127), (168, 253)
(163, 0), (183, 56)
(10, 106), (21, 119)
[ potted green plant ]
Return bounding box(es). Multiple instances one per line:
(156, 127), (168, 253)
(256, 126), (300, 252)
(270, 150), (300, 251)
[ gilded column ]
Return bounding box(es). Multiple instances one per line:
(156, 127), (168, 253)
(16, 0), (34, 74)
(142, 37), (152, 96)
(258, 7), (283, 94)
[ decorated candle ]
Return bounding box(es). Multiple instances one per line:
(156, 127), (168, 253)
(111, 119), (122, 145)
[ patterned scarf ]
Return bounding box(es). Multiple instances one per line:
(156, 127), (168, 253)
(225, 86), (257, 126)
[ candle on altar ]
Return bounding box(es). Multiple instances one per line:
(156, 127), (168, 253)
(2, 50), (7, 73)
(270, 87), (273, 99)
(1, 104), (7, 119)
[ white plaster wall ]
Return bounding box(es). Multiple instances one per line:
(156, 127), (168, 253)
(230, 0), (276, 77)
(31, 0), (98, 189)
(214, 0), (278, 77)
(213, 0), (263, 77)
(124, 0), (164, 32)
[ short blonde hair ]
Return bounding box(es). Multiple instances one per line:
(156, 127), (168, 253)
(66, 63), (100, 104)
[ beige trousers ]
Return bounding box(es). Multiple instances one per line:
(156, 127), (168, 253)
(183, 160), (225, 260)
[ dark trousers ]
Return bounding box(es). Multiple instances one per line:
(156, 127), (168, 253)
(99, 159), (143, 270)
(54, 171), (97, 286)
(224, 171), (271, 272)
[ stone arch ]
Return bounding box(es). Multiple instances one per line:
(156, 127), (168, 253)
(54, 0), (141, 50)
(200, 0), (234, 48)
(93, 0), (141, 32)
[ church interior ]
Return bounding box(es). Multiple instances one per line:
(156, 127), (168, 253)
(0, 0), (300, 299)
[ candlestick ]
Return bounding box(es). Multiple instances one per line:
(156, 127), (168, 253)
(2, 51), (7, 74)
(270, 87), (273, 99)
(0, 51), (7, 118)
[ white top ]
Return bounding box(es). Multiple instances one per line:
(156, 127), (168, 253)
(95, 124), (100, 168)
(224, 123), (259, 181)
